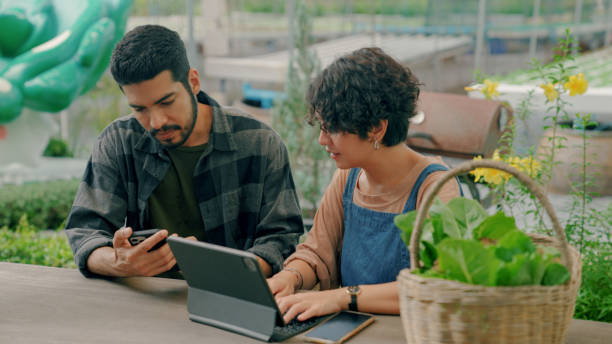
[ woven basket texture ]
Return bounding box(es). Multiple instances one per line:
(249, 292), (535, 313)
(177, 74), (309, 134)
(399, 235), (581, 344)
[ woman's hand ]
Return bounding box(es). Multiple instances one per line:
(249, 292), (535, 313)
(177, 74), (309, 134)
(267, 270), (298, 298)
(276, 289), (349, 323)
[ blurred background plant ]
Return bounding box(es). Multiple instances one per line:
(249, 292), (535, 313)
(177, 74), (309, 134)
(43, 137), (73, 158)
(0, 215), (76, 269)
(0, 179), (80, 230)
(271, 0), (333, 218)
(467, 30), (611, 322)
(0, 179), (79, 269)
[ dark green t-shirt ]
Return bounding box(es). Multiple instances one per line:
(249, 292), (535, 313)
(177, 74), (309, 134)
(148, 143), (211, 241)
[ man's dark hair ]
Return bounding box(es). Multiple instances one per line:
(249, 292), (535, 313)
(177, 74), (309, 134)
(110, 25), (190, 90)
(306, 47), (421, 147)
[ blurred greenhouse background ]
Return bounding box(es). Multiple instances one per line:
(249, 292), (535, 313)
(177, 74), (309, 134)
(2, 0), (610, 173)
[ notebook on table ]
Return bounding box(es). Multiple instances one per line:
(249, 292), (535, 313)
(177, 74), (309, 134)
(167, 236), (327, 342)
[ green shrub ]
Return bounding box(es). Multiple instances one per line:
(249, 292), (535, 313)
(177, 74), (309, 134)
(574, 247), (612, 322)
(43, 137), (73, 157)
(0, 179), (80, 230)
(0, 215), (76, 268)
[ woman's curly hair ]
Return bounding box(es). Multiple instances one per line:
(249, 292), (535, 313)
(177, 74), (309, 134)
(306, 47), (421, 147)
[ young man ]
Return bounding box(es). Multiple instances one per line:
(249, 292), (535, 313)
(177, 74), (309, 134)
(65, 25), (303, 278)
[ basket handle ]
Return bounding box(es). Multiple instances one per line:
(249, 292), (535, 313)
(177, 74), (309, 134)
(409, 159), (572, 273)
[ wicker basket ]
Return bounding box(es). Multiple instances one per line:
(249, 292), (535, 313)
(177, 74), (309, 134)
(398, 160), (581, 344)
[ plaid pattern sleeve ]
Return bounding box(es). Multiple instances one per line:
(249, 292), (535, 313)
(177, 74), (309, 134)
(64, 118), (137, 277)
(65, 92), (303, 277)
(193, 103), (303, 274)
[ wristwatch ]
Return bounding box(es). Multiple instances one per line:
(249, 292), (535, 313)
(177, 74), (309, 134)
(346, 285), (361, 311)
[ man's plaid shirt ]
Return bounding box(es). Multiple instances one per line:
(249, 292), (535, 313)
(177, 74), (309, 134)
(65, 92), (303, 276)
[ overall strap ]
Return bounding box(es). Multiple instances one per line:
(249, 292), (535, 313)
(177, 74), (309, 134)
(403, 163), (450, 212)
(342, 168), (361, 201)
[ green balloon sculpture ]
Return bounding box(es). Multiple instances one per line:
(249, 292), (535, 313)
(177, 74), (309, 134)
(0, 0), (134, 124)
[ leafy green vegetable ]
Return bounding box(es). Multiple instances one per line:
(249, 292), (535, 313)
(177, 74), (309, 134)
(395, 197), (571, 287)
(494, 230), (536, 262)
(542, 263), (571, 286)
(419, 269), (446, 279)
(474, 211), (517, 240)
(430, 214), (448, 244)
(496, 253), (547, 286)
(421, 240), (437, 269)
(430, 199), (463, 239)
(447, 197), (488, 237)
(395, 210), (417, 247)
(496, 254), (533, 286)
(437, 238), (499, 286)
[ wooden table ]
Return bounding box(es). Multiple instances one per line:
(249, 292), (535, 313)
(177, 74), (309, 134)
(0, 262), (610, 343)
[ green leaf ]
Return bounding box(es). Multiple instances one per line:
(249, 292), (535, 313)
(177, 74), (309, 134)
(495, 230), (536, 262)
(430, 214), (448, 245)
(496, 254), (533, 286)
(495, 253), (547, 286)
(421, 240), (437, 269)
(430, 198), (463, 239)
(447, 197), (488, 238)
(395, 210), (417, 247)
(541, 263), (571, 286)
(474, 211), (518, 240)
(530, 253), (549, 285)
(418, 268), (445, 279)
(437, 238), (499, 286)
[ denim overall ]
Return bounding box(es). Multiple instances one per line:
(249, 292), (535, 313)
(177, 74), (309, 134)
(340, 164), (454, 286)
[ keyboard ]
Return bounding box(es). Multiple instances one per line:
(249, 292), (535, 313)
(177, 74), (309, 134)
(271, 315), (329, 342)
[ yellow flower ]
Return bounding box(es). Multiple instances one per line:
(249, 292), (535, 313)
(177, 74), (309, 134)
(563, 73), (588, 96)
(539, 83), (559, 102)
(469, 151), (510, 185)
(469, 150), (540, 186)
(492, 149), (503, 161)
(464, 85), (477, 92)
(470, 156), (486, 183)
(518, 156), (541, 178)
(481, 79), (500, 99)
(507, 156), (522, 170)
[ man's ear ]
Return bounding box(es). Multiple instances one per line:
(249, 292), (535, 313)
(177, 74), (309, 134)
(187, 68), (200, 94)
(370, 119), (388, 142)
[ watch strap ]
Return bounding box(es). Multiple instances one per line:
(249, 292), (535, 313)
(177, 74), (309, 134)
(349, 294), (358, 311)
(347, 285), (360, 311)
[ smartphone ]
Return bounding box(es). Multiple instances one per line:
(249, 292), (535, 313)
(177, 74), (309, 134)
(304, 311), (375, 344)
(128, 229), (167, 251)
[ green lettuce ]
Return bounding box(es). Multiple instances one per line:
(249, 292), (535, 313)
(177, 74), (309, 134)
(395, 197), (571, 287)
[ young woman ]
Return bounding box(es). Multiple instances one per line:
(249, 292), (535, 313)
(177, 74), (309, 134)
(267, 47), (461, 323)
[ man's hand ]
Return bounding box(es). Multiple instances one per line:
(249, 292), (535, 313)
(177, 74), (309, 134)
(86, 227), (176, 277)
(267, 270), (298, 298)
(110, 227), (176, 277)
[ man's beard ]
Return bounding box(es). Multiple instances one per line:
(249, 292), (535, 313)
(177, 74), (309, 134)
(150, 89), (198, 149)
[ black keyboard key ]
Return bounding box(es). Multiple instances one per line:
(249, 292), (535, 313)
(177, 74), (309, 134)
(271, 315), (329, 342)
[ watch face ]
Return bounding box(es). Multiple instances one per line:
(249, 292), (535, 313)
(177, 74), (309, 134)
(347, 285), (360, 295)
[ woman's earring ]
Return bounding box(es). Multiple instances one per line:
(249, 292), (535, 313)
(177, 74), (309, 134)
(374, 140), (379, 150)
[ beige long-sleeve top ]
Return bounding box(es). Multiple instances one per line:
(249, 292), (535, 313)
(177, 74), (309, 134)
(285, 156), (461, 289)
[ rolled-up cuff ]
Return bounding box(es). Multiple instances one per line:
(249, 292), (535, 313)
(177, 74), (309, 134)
(247, 243), (284, 275)
(74, 236), (112, 277)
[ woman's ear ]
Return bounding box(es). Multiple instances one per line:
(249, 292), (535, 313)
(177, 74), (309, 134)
(370, 119), (388, 142)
